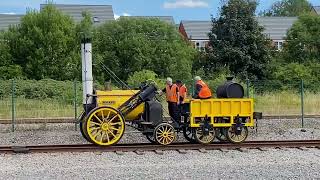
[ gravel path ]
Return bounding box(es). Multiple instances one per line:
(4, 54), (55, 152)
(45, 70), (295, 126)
(1, 148), (320, 179)
(0, 118), (319, 145)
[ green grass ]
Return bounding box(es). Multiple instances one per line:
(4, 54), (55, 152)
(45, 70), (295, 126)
(0, 97), (83, 119)
(0, 91), (319, 119)
(254, 91), (320, 115)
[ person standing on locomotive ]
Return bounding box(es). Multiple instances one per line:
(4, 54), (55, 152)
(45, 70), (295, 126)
(176, 80), (187, 104)
(159, 77), (180, 121)
(193, 76), (212, 99)
(176, 80), (188, 119)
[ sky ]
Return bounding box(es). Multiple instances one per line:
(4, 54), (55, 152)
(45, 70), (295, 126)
(0, 0), (320, 23)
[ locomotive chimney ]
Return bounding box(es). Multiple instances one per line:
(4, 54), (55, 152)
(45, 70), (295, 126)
(81, 37), (93, 105)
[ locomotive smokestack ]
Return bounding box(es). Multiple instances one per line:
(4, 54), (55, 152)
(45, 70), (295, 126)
(81, 37), (93, 105)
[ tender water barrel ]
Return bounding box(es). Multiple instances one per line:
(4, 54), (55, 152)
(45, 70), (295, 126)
(216, 77), (244, 98)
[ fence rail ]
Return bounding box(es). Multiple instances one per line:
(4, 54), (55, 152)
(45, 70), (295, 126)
(1, 79), (319, 131)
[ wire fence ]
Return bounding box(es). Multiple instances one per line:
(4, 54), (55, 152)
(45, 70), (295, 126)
(0, 79), (319, 131)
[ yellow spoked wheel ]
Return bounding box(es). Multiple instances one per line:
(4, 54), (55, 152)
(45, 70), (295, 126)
(226, 126), (248, 143)
(154, 123), (176, 145)
(194, 127), (215, 144)
(84, 106), (125, 146)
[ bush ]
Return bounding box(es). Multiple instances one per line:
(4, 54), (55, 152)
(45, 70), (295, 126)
(0, 79), (102, 104)
(127, 70), (164, 89)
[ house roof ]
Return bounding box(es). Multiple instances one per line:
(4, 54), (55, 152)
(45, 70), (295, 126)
(40, 4), (114, 24)
(181, 17), (297, 41)
(257, 17), (298, 40)
(180, 20), (212, 40)
(0, 14), (23, 30)
(120, 16), (175, 24)
(313, 6), (320, 15)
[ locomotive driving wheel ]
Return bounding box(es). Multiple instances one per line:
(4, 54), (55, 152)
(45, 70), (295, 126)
(84, 106), (125, 146)
(193, 127), (215, 144)
(226, 126), (248, 143)
(154, 123), (176, 145)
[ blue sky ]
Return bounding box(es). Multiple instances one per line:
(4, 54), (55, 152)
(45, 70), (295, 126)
(1, 0), (319, 23)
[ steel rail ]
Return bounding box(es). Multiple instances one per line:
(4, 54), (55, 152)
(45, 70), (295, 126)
(0, 140), (319, 154)
(1, 115), (320, 124)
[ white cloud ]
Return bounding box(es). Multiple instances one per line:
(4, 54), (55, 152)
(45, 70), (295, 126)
(163, 0), (209, 9)
(114, 12), (131, 20)
(122, 13), (131, 16)
(1, 12), (17, 15)
(114, 14), (120, 19)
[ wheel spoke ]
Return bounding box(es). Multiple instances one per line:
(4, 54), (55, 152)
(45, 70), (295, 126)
(108, 114), (119, 123)
(89, 127), (100, 132)
(108, 129), (117, 137)
(90, 121), (102, 126)
(110, 126), (120, 131)
(105, 131), (110, 142)
(110, 122), (122, 126)
(93, 114), (103, 124)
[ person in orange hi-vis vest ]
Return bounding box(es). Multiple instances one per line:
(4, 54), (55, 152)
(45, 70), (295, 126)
(176, 80), (188, 118)
(193, 76), (212, 99)
(176, 80), (187, 104)
(159, 77), (180, 122)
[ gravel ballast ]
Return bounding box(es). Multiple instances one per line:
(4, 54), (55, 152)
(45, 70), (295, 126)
(1, 148), (320, 179)
(0, 118), (319, 145)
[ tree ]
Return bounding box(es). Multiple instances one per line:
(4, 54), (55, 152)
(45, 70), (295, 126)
(5, 4), (80, 80)
(261, 0), (312, 17)
(0, 32), (23, 79)
(127, 70), (163, 88)
(93, 18), (196, 82)
(284, 14), (320, 63)
(208, 0), (271, 80)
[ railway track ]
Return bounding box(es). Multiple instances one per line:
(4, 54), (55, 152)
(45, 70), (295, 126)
(0, 115), (319, 124)
(0, 140), (319, 154)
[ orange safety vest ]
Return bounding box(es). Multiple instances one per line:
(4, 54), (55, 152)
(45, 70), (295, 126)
(178, 84), (187, 101)
(197, 80), (212, 99)
(166, 84), (178, 103)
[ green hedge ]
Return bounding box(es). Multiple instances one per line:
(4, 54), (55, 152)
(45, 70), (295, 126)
(0, 79), (104, 104)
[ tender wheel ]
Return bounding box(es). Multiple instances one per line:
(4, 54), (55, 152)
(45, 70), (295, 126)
(226, 126), (249, 143)
(84, 106), (125, 146)
(183, 126), (196, 143)
(215, 128), (228, 142)
(154, 123), (176, 145)
(145, 133), (156, 144)
(193, 127), (215, 144)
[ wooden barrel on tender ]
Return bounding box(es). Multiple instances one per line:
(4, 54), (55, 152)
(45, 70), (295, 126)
(216, 77), (244, 98)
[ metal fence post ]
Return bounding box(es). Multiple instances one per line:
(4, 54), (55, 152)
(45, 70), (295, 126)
(300, 79), (304, 128)
(74, 80), (78, 131)
(246, 79), (250, 98)
(11, 79), (15, 132)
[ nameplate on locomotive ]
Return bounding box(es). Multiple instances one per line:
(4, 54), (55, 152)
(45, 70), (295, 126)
(102, 101), (116, 105)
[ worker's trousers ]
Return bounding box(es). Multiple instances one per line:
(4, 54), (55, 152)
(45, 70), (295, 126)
(167, 102), (180, 122)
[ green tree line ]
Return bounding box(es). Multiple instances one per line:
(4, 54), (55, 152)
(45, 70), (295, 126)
(0, 1), (319, 91)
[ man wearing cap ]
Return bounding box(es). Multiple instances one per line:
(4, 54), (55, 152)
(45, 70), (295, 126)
(193, 76), (212, 99)
(160, 77), (180, 122)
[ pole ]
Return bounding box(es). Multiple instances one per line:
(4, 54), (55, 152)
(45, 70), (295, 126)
(300, 79), (304, 128)
(246, 79), (250, 98)
(11, 79), (15, 132)
(74, 80), (77, 131)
